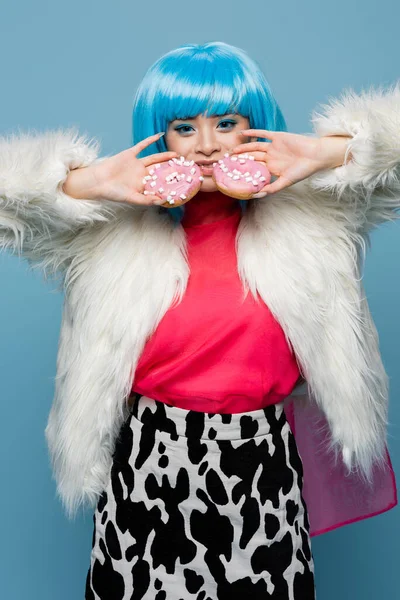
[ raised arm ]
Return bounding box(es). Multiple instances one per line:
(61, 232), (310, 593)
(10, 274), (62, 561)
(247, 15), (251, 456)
(307, 80), (400, 232)
(0, 127), (118, 278)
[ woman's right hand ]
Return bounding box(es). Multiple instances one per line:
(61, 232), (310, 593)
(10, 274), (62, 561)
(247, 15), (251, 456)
(63, 132), (179, 206)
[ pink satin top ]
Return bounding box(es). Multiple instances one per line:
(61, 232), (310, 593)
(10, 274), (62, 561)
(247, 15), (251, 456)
(131, 190), (397, 537)
(132, 192), (300, 412)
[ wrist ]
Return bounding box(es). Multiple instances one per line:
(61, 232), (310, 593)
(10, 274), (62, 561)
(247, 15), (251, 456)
(62, 165), (101, 200)
(317, 135), (353, 170)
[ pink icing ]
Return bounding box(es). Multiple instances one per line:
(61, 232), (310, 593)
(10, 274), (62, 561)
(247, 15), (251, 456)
(213, 153), (271, 197)
(143, 157), (203, 205)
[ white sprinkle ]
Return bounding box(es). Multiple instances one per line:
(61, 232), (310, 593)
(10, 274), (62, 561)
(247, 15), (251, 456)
(227, 173), (233, 178)
(184, 161), (191, 166)
(199, 176), (204, 181)
(189, 160), (194, 165)
(170, 191), (176, 195)
(239, 159), (246, 164)
(186, 176), (192, 183)
(168, 199), (175, 204)
(190, 167), (197, 175)
(259, 176), (266, 182)
(212, 162), (217, 167)
(180, 156), (185, 161)
(144, 175), (152, 181)
(149, 169), (155, 175)
(167, 195), (173, 201)
(254, 173), (260, 179)
(180, 193), (187, 200)
(150, 181), (156, 187)
(224, 152), (230, 157)
(252, 180), (258, 186)
(152, 175), (157, 180)
(142, 178), (148, 184)
(218, 159), (224, 164)
(168, 160), (174, 166)
(244, 172), (250, 177)
(245, 176), (252, 182)
(249, 155), (255, 160)
(230, 156), (238, 162)
(232, 175), (240, 180)
(232, 169), (241, 175)
(155, 164), (161, 169)
(143, 190), (149, 195)
(158, 187), (164, 193)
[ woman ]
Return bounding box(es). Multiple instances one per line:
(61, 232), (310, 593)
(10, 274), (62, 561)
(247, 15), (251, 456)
(1, 42), (398, 598)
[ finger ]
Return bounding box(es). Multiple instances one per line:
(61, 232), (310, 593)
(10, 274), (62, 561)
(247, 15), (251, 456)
(253, 176), (293, 196)
(131, 132), (166, 157)
(141, 151), (179, 167)
(141, 191), (170, 205)
(127, 191), (162, 206)
(230, 151), (268, 163)
(240, 129), (275, 139)
(230, 142), (271, 155)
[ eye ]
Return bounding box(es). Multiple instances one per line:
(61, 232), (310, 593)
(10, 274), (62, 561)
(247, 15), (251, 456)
(173, 118), (238, 136)
(218, 119), (237, 130)
(174, 124), (194, 135)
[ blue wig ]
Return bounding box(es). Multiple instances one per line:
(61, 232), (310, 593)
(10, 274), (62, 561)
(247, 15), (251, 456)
(132, 41), (287, 223)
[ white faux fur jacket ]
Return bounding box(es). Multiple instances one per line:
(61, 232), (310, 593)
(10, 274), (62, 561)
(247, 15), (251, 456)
(1, 83), (399, 520)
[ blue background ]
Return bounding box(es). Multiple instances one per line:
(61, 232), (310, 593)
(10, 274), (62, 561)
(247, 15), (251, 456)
(0, 0), (398, 597)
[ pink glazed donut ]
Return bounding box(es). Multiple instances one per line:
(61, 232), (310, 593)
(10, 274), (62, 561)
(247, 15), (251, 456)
(212, 153), (271, 200)
(143, 156), (204, 207)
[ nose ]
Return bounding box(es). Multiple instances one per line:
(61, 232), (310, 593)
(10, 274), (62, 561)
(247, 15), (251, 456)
(195, 127), (221, 157)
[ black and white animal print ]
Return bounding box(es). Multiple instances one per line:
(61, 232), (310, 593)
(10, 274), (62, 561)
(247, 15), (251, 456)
(85, 396), (316, 599)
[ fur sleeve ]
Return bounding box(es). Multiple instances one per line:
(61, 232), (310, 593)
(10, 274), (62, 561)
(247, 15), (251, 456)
(307, 81), (400, 232)
(0, 127), (118, 276)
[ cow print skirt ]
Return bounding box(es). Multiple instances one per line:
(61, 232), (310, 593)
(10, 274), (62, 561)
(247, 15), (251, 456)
(85, 395), (316, 599)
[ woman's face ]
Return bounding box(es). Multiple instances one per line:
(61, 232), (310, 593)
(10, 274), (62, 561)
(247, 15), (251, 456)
(165, 113), (256, 192)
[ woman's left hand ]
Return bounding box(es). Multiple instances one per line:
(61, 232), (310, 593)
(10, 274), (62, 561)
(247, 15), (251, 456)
(230, 129), (352, 196)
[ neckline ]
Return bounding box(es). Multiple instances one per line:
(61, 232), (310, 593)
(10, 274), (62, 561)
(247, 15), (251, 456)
(182, 210), (241, 230)
(180, 190), (241, 229)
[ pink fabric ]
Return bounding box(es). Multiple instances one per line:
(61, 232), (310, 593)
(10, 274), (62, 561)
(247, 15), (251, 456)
(132, 191), (398, 535)
(284, 394), (397, 537)
(133, 194), (300, 413)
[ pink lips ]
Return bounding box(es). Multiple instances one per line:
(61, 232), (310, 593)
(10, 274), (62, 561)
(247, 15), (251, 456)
(199, 164), (214, 176)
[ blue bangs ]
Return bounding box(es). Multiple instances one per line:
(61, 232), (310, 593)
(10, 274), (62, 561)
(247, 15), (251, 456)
(131, 42), (287, 223)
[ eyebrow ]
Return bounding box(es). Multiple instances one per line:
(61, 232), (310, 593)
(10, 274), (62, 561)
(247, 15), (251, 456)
(172, 113), (237, 122)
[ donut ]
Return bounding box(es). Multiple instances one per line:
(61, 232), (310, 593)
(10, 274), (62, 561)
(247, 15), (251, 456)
(212, 153), (271, 200)
(143, 156), (204, 207)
